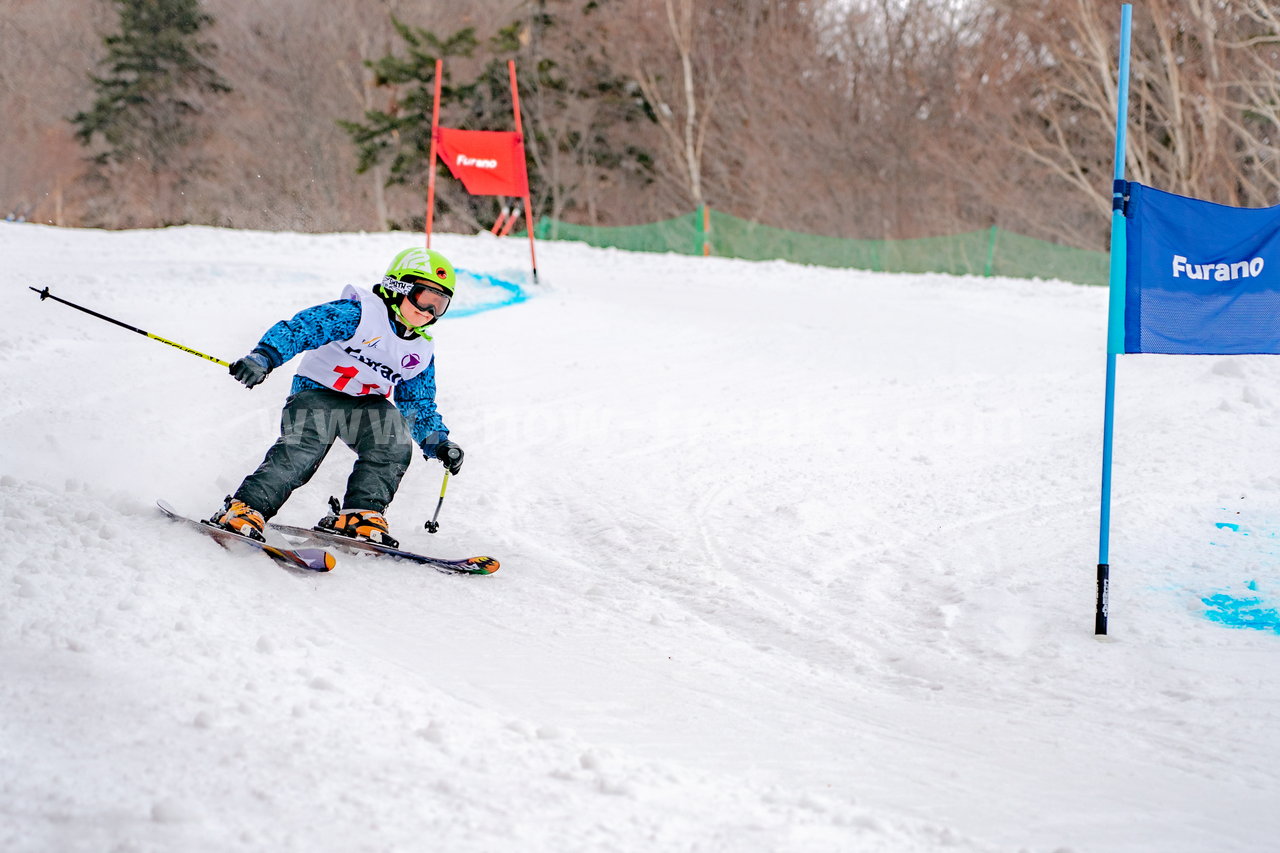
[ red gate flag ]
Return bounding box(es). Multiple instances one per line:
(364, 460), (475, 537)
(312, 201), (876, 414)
(436, 128), (528, 196)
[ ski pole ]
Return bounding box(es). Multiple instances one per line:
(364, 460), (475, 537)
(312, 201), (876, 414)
(424, 472), (450, 533)
(29, 286), (230, 367)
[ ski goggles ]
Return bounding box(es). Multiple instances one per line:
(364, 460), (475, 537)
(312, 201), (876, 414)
(408, 283), (451, 317)
(384, 275), (451, 317)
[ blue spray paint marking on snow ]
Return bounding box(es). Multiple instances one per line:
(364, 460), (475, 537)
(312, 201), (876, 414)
(449, 269), (531, 319)
(1202, 581), (1280, 635)
(1203, 519), (1280, 634)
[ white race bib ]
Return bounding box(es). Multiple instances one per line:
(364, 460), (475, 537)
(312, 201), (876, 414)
(296, 285), (435, 397)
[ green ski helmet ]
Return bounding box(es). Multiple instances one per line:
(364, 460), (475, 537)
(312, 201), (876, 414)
(377, 246), (457, 327)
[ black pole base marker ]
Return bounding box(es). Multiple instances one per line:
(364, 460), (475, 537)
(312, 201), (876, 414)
(1095, 563), (1110, 635)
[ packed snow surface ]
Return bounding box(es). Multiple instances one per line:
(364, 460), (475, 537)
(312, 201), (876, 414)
(3, 224), (1279, 852)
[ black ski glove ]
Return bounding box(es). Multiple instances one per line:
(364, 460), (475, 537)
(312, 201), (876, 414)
(230, 350), (272, 389)
(434, 440), (464, 475)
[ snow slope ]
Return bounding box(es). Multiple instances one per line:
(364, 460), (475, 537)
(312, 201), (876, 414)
(2, 223), (1279, 852)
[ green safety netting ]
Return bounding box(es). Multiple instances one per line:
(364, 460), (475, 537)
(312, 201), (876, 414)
(534, 207), (1108, 287)
(535, 212), (702, 256)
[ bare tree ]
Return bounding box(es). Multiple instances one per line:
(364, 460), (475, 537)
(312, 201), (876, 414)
(980, 0), (1280, 247)
(1, 0), (114, 225)
(506, 1), (657, 226)
(610, 0), (723, 212)
(1216, 0), (1280, 205)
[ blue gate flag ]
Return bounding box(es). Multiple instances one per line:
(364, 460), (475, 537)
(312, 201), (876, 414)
(1124, 181), (1280, 354)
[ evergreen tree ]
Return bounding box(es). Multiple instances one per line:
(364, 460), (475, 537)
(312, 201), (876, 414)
(71, 0), (230, 222)
(341, 8), (652, 231)
(340, 21), (484, 190)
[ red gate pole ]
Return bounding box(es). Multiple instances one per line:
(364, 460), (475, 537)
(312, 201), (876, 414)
(490, 203), (510, 235)
(424, 58), (443, 248)
(499, 204), (522, 237)
(508, 60), (538, 283)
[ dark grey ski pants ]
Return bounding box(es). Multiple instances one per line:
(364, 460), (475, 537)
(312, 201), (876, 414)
(235, 388), (415, 519)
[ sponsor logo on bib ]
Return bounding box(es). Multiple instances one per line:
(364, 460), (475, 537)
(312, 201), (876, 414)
(343, 346), (403, 384)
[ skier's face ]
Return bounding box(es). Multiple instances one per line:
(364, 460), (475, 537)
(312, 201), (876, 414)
(399, 294), (437, 327)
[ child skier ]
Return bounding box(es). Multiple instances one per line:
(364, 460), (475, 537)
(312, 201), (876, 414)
(210, 247), (465, 548)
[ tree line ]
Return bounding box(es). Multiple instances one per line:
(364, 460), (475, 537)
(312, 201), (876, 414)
(4, 0), (1279, 251)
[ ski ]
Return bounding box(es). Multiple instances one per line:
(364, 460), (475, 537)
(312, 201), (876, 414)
(270, 522), (499, 575)
(157, 500), (336, 573)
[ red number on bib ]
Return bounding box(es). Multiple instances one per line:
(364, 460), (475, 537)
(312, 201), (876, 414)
(332, 365), (359, 391)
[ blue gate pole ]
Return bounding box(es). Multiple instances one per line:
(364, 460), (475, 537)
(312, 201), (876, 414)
(1097, 4), (1133, 636)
